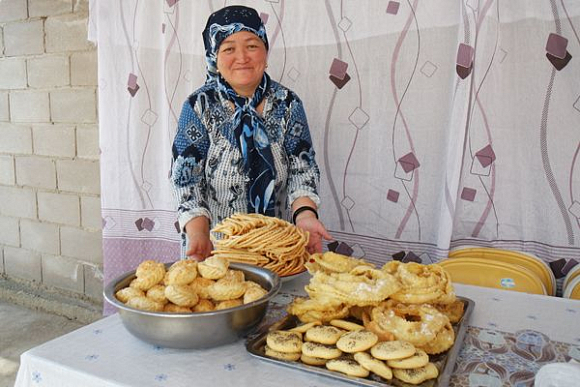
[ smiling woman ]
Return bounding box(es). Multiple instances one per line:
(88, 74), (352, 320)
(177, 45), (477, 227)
(170, 5), (332, 262)
(217, 32), (268, 98)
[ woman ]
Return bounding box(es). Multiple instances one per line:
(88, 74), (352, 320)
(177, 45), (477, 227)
(171, 5), (331, 261)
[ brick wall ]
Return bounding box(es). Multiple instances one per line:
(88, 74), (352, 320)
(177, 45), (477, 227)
(0, 0), (102, 302)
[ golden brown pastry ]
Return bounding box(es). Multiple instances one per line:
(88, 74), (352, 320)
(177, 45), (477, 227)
(243, 285), (268, 304)
(224, 269), (245, 282)
(163, 303), (191, 313)
(165, 259), (198, 285)
(126, 295), (164, 312)
(197, 256), (229, 280)
(146, 284), (168, 304)
(215, 298), (243, 310)
(164, 284), (199, 307)
(189, 277), (215, 299)
(208, 278), (246, 301)
(116, 287), (144, 303)
(132, 260), (166, 290)
(192, 298), (215, 312)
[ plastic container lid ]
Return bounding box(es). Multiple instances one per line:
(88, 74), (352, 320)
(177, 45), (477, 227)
(563, 275), (580, 300)
(448, 247), (555, 296)
(563, 263), (580, 291)
(439, 257), (547, 295)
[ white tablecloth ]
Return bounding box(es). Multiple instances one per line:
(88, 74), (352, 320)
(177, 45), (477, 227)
(14, 279), (580, 387)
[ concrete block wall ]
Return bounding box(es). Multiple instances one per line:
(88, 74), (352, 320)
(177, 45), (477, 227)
(0, 0), (102, 303)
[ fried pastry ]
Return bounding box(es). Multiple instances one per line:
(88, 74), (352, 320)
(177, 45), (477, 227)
(189, 277), (215, 299)
(224, 269), (245, 282)
(208, 278), (246, 301)
(287, 297), (350, 323)
(434, 299), (465, 323)
(126, 295), (164, 312)
(192, 298), (215, 312)
(215, 298), (243, 310)
(116, 287), (144, 303)
(163, 303), (191, 313)
(164, 284), (199, 307)
(243, 285), (268, 304)
(165, 259), (197, 285)
(305, 252), (374, 275)
(146, 284), (168, 304)
(133, 260), (166, 290)
(420, 322), (455, 355)
(197, 256), (229, 280)
(370, 301), (449, 347)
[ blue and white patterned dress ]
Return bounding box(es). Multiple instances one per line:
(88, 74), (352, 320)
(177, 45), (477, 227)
(171, 79), (321, 231)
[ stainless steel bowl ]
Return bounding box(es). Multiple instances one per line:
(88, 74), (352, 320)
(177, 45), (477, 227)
(103, 262), (281, 349)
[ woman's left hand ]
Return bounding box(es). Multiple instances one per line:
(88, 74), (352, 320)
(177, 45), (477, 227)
(295, 216), (333, 254)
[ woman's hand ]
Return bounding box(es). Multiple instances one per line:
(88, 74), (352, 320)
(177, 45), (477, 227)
(184, 216), (213, 261)
(295, 215), (333, 254)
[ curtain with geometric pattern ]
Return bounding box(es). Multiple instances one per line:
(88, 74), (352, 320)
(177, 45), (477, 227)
(89, 0), (580, 305)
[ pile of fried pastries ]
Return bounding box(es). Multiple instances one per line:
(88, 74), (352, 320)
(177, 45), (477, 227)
(266, 252), (465, 385)
(211, 213), (309, 277)
(115, 256), (269, 313)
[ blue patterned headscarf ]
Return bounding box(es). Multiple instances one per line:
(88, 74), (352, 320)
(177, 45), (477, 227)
(202, 6), (269, 83)
(202, 6), (276, 216)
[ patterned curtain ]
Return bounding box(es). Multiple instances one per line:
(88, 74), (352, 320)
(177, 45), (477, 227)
(89, 0), (580, 306)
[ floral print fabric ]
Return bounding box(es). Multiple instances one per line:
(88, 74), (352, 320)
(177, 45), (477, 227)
(171, 79), (321, 230)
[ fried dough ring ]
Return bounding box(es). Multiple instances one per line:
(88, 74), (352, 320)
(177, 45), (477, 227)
(385, 262), (456, 305)
(305, 267), (401, 306)
(433, 300), (465, 323)
(419, 322), (455, 355)
(287, 297), (350, 323)
(305, 252), (374, 275)
(370, 301), (449, 347)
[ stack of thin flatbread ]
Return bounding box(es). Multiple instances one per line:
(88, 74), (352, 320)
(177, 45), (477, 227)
(211, 213), (309, 277)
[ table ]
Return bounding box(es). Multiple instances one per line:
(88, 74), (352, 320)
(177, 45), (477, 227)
(14, 278), (580, 387)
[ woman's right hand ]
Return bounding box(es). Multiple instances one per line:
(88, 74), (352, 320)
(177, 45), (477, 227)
(185, 216), (213, 261)
(186, 233), (213, 261)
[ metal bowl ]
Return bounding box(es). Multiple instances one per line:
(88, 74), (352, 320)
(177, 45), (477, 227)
(103, 262), (281, 349)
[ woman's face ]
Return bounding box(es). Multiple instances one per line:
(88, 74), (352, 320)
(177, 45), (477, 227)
(216, 31), (267, 97)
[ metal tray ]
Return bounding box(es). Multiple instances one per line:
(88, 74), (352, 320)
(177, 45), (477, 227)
(246, 296), (474, 387)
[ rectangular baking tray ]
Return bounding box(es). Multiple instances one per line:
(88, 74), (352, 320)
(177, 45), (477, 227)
(246, 296), (474, 387)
